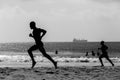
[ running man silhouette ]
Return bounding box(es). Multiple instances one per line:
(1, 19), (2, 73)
(98, 41), (114, 67)
(28, 21), (57, 69)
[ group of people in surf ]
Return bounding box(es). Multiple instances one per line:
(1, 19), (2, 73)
(28, 21), (114, 69)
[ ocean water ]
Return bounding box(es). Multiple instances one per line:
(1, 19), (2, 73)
(0, 51), (120, 63)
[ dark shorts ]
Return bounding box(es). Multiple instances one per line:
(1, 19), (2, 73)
(99, 51), (109, 58)
(35, 41), (44, 46)
(99, 54), (109, 58)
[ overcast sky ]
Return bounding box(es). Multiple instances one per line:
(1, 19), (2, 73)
(0, 0), (120, 42)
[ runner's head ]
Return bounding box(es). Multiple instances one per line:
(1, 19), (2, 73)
(100, 41), (104, 45)
(30, 21), (36, 29)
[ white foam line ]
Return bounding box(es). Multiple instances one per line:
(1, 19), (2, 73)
(0, 55), (119, 63)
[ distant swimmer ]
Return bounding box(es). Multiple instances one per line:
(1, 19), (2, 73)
(86, 51), (95, 57)
(91, 51), (95, 56)
(28, 21), (57, 69)
(55, 50), (58, 54)
(98, 41), (114, 67)
(97, 52), (100, 56)
(85, 52), (89, 56)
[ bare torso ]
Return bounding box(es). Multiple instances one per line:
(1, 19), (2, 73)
(32, 28), (43, 45)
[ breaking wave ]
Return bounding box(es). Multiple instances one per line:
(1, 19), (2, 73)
(0, 55), (119, 63)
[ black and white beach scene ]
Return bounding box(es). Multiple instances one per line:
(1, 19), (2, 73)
(0, 0), (120, 80)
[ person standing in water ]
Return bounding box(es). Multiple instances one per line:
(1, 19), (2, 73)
(28, 21), (57, 69)
(98, 41), (114, 67)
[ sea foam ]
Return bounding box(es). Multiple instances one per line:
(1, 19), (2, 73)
(0, 55), (119, 63)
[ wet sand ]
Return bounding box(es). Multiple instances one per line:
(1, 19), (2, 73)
(0, 62), (119, 80)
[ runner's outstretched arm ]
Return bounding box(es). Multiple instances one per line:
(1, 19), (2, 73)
(40, 29), (47, 38)
(29, 33), (34, 38)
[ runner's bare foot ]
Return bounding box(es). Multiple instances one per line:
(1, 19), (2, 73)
(31, 61), (36, 68)
(112, 64), (114, 66)
(101, 65), (104, 67)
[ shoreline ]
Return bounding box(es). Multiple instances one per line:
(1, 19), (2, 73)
(0, 62), (118, 68)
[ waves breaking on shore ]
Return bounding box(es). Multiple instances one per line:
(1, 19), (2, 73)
(0, 54), (119, 63)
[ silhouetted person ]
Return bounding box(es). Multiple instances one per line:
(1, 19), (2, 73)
(85, 52), (88, 56)
(91, 51), (95, 56)
(28, 21), (57, 69)
(97, 52), (100, 56)
(98, 41), (114, 67)
(55, 50), (58, 54)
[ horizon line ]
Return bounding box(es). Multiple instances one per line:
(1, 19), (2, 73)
(0, 41), (120, 43)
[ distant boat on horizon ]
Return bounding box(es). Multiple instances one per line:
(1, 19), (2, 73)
(73, 38), (88, 43)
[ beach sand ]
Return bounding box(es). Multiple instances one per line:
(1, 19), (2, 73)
(0, 62), (120, 80)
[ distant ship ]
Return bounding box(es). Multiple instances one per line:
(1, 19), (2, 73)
(73, 38), (88, 43)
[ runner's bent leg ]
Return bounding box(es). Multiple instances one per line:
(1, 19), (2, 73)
(99, 55), (104, 66)
(39, 46), (57, 69)
(105, 56), (114, 66)
(28, 45), (38, 68)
